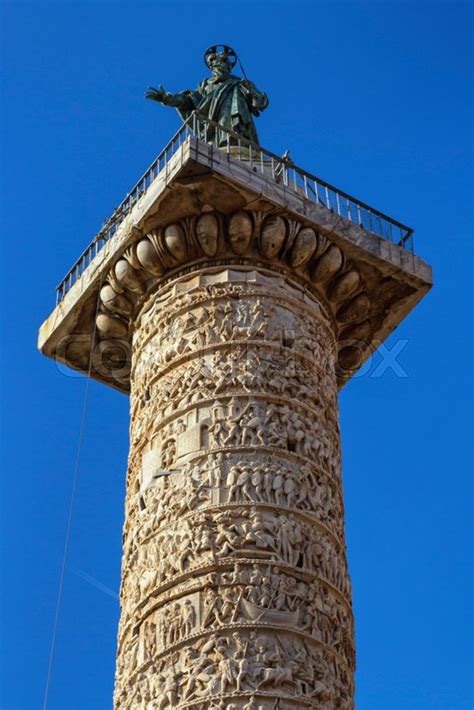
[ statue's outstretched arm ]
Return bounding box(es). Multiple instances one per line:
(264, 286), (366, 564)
(145, 85), (196, 111)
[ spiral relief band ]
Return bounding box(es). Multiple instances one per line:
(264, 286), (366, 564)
(114, 263), (355, 709)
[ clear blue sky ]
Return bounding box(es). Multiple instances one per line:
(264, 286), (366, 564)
(1, 1), (472, 709)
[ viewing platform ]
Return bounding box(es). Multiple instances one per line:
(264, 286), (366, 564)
(38, 113), (432, 392)
(54, 113), (417, 305)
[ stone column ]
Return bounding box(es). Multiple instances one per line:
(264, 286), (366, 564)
(38, 136), (432, 710)
(114, 258), (355, 706)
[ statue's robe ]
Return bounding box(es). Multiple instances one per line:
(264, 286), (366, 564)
(171, 75), (268, 146)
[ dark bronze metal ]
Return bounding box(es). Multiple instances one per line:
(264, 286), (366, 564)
(145, 46), (269, 146)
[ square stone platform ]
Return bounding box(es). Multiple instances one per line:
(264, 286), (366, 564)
(38, 133), (433, 393)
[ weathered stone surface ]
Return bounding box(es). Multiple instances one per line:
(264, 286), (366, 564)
(136, 239), (165, 276)
(290, 227), (318, 267)
(115, 268), (354, 709)
(228, 210), (253, 255)
(195, 213), (219, 257)
(259, 214), (287, 258)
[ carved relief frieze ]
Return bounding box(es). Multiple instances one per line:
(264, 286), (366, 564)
(115, 623), (354, 709)
(115, 264), (355, 707)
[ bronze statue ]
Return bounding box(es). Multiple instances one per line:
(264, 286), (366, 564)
(146, 45), (268, 146)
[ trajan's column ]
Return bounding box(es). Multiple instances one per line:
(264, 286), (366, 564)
(38, 46), (432, 710)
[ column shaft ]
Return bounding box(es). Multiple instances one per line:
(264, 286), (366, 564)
(115, 266), (355, 709)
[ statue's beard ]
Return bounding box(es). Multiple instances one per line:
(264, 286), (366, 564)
(211, 65), (230, 79)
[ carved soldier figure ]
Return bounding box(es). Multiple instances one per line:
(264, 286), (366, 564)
(251, 465), (265, 500)
(214, 637), (235, 694)
(214, 586), (235, 625)
(209, 409), (228, 448)
(240, 402), (266, 447)
(247, 300), (269, 339)
(235, 640), (250, 691)
(182, 599), (196, 637)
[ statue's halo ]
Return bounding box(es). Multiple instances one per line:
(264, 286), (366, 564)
(204, 44), (237, 70)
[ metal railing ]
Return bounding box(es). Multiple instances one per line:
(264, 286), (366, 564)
(55, 112), (414, 304)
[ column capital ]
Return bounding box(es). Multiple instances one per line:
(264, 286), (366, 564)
(38, 137), (432, 392)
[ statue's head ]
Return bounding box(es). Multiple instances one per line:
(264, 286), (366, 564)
(204, 44), (237, 78)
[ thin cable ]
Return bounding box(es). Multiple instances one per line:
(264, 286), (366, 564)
(237, 54), (250, 84)
(43, 282), (103, 710)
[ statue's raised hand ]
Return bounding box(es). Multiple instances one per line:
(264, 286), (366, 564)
(145, 85), (169, 104)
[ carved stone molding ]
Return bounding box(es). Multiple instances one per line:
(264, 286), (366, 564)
(97, 210), (371, 386)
